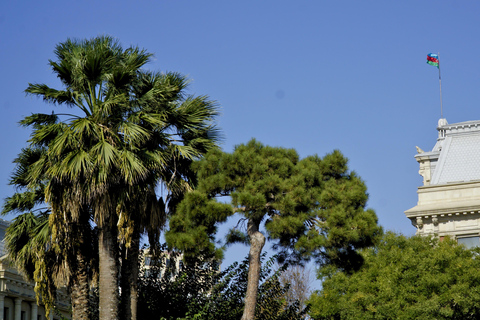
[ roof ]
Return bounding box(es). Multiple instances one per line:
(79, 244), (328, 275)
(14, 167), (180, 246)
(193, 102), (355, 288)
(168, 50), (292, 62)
(423, 119), (480, 185)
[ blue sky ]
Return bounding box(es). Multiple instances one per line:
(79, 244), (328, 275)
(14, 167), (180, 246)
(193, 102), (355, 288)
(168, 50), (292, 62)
(1, 1), (480, 268)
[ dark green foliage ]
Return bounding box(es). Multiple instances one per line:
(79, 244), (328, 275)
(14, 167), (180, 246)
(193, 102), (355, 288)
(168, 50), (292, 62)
(137, 251), (308, 320)
(309, 232), (480, 320)
(167, 139), (382, 270)
(166, 190), (232, 260)
(166, 139), (381, 319)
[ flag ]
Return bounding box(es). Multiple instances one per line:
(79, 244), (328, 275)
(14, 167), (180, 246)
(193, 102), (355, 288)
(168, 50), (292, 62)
(427, 53), (439, 68)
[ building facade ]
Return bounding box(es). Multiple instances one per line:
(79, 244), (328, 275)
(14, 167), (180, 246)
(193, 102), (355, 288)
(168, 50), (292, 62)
(0, 219), (70, 320)
(405, 118), (480, 247)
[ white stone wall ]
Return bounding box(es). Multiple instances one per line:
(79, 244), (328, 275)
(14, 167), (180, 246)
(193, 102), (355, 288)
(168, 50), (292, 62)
(405, 119), (480, 247)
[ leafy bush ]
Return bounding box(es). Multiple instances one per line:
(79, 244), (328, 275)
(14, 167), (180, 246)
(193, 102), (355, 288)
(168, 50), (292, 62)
(309, 232), (480, 320)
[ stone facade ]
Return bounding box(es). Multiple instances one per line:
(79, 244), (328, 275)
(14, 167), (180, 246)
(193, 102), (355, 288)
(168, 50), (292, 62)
(0, 219), (70, 320)
(405, 118), (480, 247)
(141, 249), (183, 279)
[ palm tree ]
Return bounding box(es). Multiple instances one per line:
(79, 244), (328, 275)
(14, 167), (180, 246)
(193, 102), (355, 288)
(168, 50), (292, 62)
(23, 36), (221, 320)
(4, 212), (57, 306)
(2, 146), (97, 320)
(117, 71), (220, 320)
(23, 36), (151, 320)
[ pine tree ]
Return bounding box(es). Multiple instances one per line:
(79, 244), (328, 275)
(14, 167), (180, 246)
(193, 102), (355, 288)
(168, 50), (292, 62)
(167, 139), (381, 320)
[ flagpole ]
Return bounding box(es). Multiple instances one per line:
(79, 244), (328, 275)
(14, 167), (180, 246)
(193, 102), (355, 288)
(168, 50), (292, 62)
(438, 52), (443, 118)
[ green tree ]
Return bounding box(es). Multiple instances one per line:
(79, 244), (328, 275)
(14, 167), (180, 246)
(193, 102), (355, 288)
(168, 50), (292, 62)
(2, 146), (97, 320)
(20, 36), (220, 320)
(116, 70), (219, 320)
(23, 36), (152, 320)
(167, 140), (381, 320)
(309, 232), (480, 320)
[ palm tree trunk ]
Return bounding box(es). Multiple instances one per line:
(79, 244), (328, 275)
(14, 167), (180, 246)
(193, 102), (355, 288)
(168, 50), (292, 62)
(120, 226), (140, 320)
(241, 219), (266, 320)
(71, 251), (90, 320)
(99, 218), (119, 320)
(70, 208), (94, 320)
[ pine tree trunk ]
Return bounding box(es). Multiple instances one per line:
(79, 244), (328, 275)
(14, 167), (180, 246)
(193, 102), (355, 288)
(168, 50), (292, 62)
(120, 226), (140, 320)
(99, 219), (119, 320)
(71, 251), (90, 320)
(241, 219), (266, 320)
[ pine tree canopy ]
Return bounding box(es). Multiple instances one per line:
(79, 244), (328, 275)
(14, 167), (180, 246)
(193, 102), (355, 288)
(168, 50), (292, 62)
(166, 139), (381, 269)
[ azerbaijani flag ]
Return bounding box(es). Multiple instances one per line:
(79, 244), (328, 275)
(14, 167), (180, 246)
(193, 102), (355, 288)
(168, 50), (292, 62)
(427, 53), (439, 68)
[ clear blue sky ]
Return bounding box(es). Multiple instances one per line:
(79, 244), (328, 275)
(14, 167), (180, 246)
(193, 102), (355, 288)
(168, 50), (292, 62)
(1, 1), (479, 267)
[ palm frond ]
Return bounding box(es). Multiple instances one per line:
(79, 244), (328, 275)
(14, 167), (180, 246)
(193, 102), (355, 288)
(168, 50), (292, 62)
(61, 149), (92, 179)
(9, 147), (46, 187)
(119, 121), (151, 145)
(29, 122), (67, 147)
(19, 113), (58, 128)
(91, 140), (118, 169)
(118, 149), (148, 184)
(47, 126), (77, 156)
(71, 117), (96, 140)
(25, 84), (78, 108)
(2, 183), (46, 215)
(173, 95), (219, 130)
(5, 212), (45, 277)
(138, 112), (168, 128)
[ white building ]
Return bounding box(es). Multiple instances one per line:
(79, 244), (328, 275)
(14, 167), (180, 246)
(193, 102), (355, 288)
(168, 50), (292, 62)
(141, 249), (183, 279)
(405, 118), (480, 247)
(0, 219), (70, 320)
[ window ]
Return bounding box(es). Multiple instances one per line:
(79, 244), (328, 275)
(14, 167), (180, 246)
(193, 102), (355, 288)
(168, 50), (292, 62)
(21, 311), (26, 320)
(457, 236), (480, 248)
(4, 307), (9, 320)
(144, 256), (151, 266)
